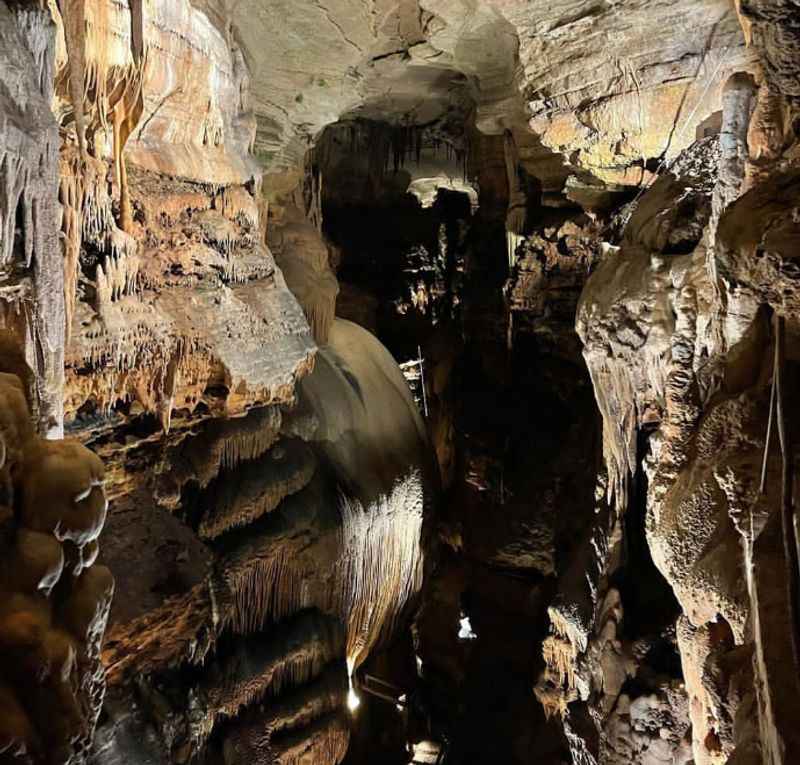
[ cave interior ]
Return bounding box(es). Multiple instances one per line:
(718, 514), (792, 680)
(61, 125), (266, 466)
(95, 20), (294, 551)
(0, 1), (799, 764)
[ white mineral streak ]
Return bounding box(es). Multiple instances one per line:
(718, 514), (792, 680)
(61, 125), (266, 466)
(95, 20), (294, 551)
(225, 471), (425, 671)
(337, 471), (425, 666)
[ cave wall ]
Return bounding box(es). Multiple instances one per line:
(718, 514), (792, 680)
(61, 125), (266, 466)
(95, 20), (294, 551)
(2, 2), (435, 764)
(540, 8), (800, 763)
(0, 2), (63, 436)
(1, 0), (800, 764)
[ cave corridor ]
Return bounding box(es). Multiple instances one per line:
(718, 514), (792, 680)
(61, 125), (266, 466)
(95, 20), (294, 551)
(0, 1), (799, 764)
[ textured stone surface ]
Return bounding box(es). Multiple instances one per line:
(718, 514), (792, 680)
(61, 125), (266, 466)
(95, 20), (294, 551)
(93, 319), (431, 764)
(0, 2), (64, 436)
(570, 51), (800, 765)
(196, 0), (757, 201)
(1, 0), (800, 763)
(0, 373), (113, 763)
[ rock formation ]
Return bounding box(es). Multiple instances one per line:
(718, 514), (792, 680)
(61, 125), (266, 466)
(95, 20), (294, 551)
(0, 372), (113, 763)
(1, 0), (799, 764)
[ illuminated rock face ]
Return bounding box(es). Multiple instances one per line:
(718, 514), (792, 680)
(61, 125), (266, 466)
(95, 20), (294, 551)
(2, 3), (432, 763)
(556, 34), (800, 763)
(90, 318), (430, 765)
(48, 0), (312, 436)
(1, 0), (800, 763)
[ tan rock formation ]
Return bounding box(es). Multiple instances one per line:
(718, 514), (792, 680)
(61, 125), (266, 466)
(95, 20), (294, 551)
(0, 373), (113, 763)
(570, 24), (800, 763)
(93, 317), (430, 764)
(1, 0), (800, 764)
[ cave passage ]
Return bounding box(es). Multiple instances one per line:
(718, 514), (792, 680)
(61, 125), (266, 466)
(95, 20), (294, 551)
(1, 2), (799, 765)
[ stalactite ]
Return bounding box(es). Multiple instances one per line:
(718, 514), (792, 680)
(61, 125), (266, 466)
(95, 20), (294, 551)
(303, 164), (323, 232)
(198, 209), (240, 255)
(267, 665), (346, 736)
(52, 0), (147, 241)
(58, 0), (88, 160)
(218, 470), (425, 673)
(583, 358), (639, 512)
(199, 441), (317, 540)
(272, 712), (349, 765)
(542, 634), (579, 691)
(225, 550), (311, 635)
(65, 324), (216, 426)
(536, 603), (596, 721)
(1, 3), (64, 435)
(335, 471), (425, 666)
(219, 186), (259, 230)
(220, 411), (282, 470)
(311, 118), (467, 199)
(303, 292), (336, 348)
(59, 67), (138, 339)
(58, 153), (84, 341)
(113, 90), (144, 235)
(57, 149), (116, 332)
(222, 664), (348, 764)
(184, 610), (345, 753)
(176, 407), (284, 493)
(534, 495), (623, 726)
(1, 144), (49, 270)
(258, 195), (270, 246)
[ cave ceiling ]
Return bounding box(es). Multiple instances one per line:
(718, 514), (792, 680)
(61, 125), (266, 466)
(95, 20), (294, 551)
(193, 0), (756, 201)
